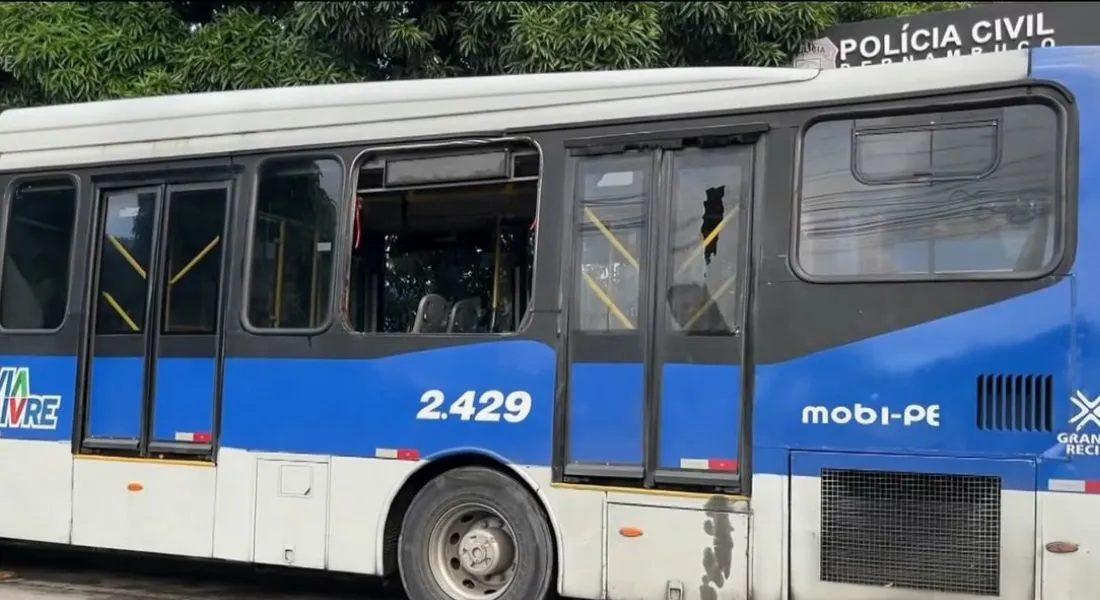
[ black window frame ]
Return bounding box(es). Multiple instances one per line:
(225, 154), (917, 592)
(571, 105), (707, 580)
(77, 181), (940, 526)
(0, 174), (81, 334)
(792, 93), (1071, 284)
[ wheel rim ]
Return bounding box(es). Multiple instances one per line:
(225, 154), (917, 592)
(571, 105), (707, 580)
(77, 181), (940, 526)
(427, 502), (519, 600)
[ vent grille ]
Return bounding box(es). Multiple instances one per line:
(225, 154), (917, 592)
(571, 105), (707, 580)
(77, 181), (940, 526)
(977, 374), (1053, 431)
(820, 468), (1001, 596)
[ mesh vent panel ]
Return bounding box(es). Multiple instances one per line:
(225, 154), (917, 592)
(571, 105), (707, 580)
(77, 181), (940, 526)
(820, 468), (1001, 596)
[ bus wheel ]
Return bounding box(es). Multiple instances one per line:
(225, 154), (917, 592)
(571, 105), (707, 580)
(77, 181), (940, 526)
(398, 466), (554, 600)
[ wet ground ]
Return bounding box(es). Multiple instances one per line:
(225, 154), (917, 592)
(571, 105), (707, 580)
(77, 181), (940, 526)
(0, 543), (401, 599)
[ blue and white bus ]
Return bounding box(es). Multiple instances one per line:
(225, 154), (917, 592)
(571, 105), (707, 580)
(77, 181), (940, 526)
(0, 45), (1097, 600)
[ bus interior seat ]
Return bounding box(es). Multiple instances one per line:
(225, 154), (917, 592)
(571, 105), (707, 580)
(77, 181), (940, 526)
(447, 297), (482, 333)
(411, 293), (449, 333)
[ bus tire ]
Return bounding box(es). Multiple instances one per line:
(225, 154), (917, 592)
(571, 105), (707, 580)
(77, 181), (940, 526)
(398, 466), (554, 600)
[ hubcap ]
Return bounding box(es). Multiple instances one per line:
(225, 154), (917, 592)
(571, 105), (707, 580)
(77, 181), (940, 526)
(459, 526), (515, 576)
(427, 503), (519, 599)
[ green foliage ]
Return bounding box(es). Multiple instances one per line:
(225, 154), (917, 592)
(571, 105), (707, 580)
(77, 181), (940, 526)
(0, 1), (353, 106)
(0, 1), (973, 108)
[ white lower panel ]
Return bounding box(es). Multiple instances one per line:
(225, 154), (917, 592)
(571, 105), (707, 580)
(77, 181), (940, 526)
(789, 474), (1035, 600)
(71, 457), (216, 557)
(527, 468), (605, 599)
(606, 499), (750, 600)
(1040, 490), (1100, 600)
(750, 474), (787, 600)
(328, 455), (420, 575)
(0, 439), (72, 544)
(212, 447), (256, 562)
(253, 458), (329, 569)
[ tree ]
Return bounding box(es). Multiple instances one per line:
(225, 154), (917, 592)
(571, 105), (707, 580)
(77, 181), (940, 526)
(0, 1), (971, 108)
(290, 1), (973, 77)
(0, 1), (353, 107)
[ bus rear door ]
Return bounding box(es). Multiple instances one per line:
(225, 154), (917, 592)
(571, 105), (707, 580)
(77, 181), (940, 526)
(562, 132), (754, 488)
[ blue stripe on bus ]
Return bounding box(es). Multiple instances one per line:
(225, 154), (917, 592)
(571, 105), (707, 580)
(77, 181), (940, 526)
(657, 363), (740, 469)
(220, 340), (557, 465)
(753, 280), (1072, 460)
(568, 362), (644, 466)
(0, 355), (75, 442)
(152, 357), (216, 442)
(87, 357), (143, 438)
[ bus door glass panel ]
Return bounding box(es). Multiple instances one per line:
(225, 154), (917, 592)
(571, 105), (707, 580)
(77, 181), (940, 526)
(566, 153), (651, 472)
(151, 184), (228, 446)
(654, 146), (751, 478)
(87, 188), (158, 442)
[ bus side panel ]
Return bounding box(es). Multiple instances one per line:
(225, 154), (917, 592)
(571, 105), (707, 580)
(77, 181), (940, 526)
(151, 357), (217, 442)
(658, 363), (740, 470)
(1032, 45), (1100, 600)
(568, 362), (644, 466)
(788, 451), (1036, 600)
(0, 355), (75, 543)
(753, 278), (1072, 458)
(86, 356), (143, 438)
(218, 339), (556, 464)
(751, 280), (1069, 599)
(566, 362), (743, 471)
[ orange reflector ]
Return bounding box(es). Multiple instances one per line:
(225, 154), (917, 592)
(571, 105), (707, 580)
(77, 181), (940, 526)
(618, 527), (644, 538)
(1045, 541), (1079, 554)
(127, 482), (143, 492)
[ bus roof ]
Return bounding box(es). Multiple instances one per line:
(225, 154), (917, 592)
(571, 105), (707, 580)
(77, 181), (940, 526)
(0, 49), (1029, 171)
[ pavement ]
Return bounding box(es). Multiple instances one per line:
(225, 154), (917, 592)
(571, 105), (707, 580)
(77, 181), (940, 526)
(0, 546), (401, 600)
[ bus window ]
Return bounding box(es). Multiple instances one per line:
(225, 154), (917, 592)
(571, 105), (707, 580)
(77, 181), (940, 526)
(797, 103), (1060, 279)
(574, 155), (648, 332)
(162, 187), (227, 334)
(247, 157), (342, 330)
(95, 189), (156, 335)
(664, 146), (749, 335)
(0, 178), (77, 330)
(348, 142), (538, 334)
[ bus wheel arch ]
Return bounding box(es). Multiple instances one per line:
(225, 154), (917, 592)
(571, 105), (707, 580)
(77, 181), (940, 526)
(380, 452), (561, 593)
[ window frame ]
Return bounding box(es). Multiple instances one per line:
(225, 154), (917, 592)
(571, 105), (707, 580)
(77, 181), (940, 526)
(792, 93), (1071, 284)
(0, 174), (81, 334)
(160, 181), (234, 337)
(343, 136), (543, 337)
(850, 117), (1002, 185)
(572, 151), (652, 334)
(240, 153), (347, 335)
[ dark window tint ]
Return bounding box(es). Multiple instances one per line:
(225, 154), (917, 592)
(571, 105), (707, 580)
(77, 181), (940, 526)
(574, 154), (649, 332)
(95, 190), (157, 334)
(248, 158), (342, 329)
(0, 179), (77, 330)
(799, 104), (1059, 278)
(663, 147), (750, 335)
(163, 187), (228, 334)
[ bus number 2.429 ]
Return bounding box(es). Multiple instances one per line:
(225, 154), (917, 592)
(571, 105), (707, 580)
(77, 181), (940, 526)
(416, 389), (533, 423)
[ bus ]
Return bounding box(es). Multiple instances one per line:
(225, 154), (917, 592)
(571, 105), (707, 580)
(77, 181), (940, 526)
(0, 44), (1094, 600)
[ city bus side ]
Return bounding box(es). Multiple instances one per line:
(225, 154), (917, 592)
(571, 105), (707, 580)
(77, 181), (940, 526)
(2, 47), (1098, 600)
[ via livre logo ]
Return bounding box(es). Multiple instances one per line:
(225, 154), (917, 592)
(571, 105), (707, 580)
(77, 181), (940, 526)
(0, 367), (62, 431)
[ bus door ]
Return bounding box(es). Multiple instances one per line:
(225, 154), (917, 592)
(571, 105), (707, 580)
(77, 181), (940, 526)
(79, 180), (231, 458)
(562, 132), (754, 488)
(648, 141), (751, 487)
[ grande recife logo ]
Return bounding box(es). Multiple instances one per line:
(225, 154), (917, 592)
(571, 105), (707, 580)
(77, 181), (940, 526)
(0, 367), (62, 430)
